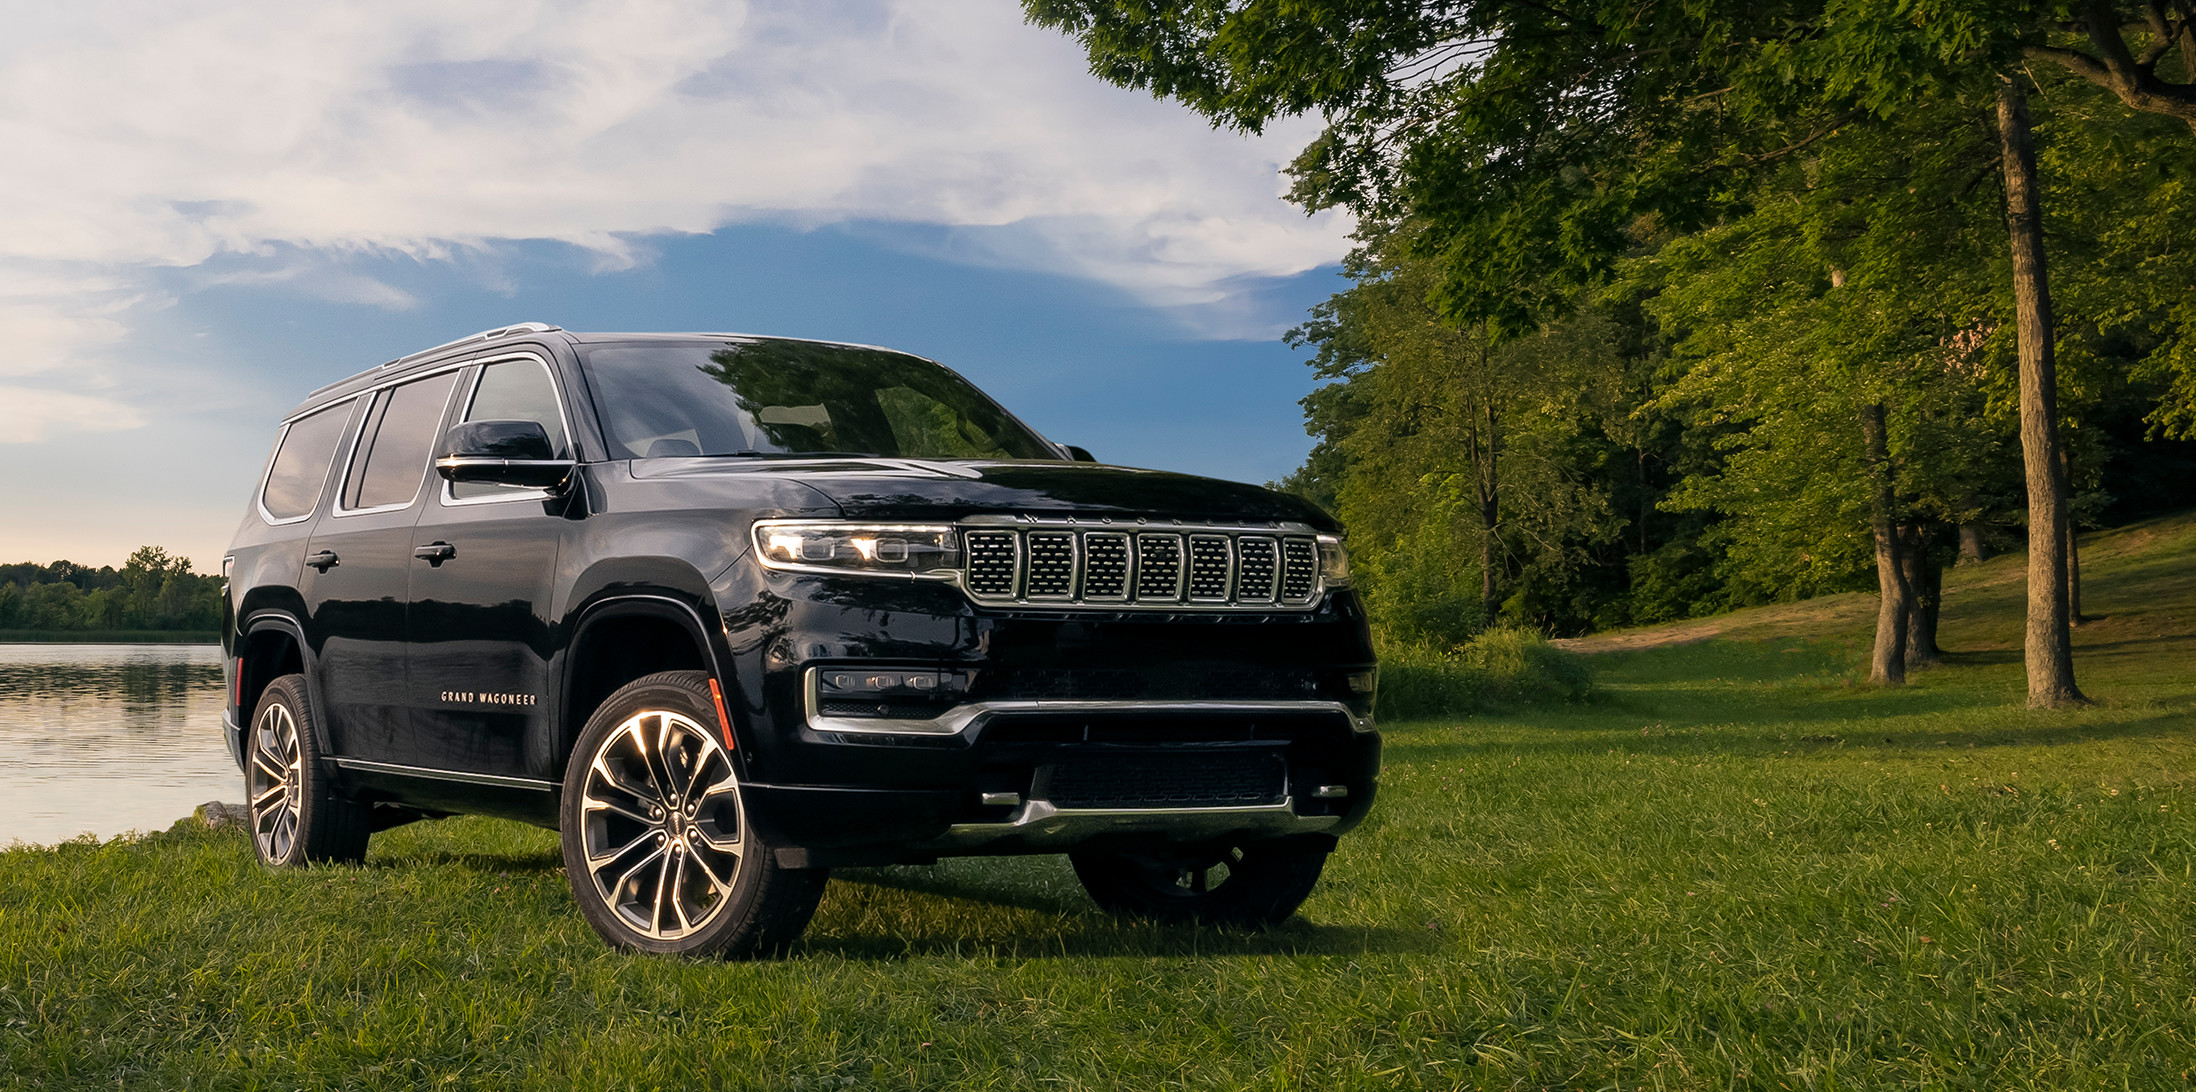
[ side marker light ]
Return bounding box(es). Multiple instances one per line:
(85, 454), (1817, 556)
(707, 677), (736, 750)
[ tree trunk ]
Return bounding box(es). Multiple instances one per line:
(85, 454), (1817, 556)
(1902, 522), (1944, 666)
(1996, 77), (2086, 708)
(1478, 403), (1501, 626)
(1861, 402), (1910, 686)
(1957, 523), (1991, 565)
(2059, 447), (2085, 624)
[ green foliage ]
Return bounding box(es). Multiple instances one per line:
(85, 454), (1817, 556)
(8, 525), (2196, 1087)
(0, 548), (221, 634)
(1374, 627), (1595, 720)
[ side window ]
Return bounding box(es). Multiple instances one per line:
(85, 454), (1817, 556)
(260, 400), (354, 521)
(341, 371), (460, 512)
(450, 359), (571, 500)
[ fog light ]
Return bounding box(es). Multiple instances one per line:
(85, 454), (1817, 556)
(1346, 669), (1377, 695)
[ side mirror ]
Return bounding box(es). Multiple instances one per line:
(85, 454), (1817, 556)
(435, 420), (575, 489)
(1064, 445), (1097, 463)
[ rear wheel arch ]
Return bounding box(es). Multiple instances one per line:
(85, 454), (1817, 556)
(237, 613), (326, 752)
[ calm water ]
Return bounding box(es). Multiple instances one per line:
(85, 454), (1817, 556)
(0, 643), (239, 847)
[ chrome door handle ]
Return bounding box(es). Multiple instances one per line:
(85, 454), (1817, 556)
(305, 550), (339, 572)
(413, 541), (457, 565)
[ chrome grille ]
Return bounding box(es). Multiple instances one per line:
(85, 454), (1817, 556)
(1236, 537), (1278, 602)
(957, 523), (1326, 610)
(1186, 535), (1231, 601)
(1280, 538), (1318, 601)
(1025, 532), (1076, 598)
(1135, 534), (1183, 600)
(1081, 532), (1130, 600)
(965, 530), (1019, 597)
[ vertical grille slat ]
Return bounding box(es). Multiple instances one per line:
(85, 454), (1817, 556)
(1235, 537), (1279, 602)
(1134, 534), (1184, 602)
(1279, 537), (1318, 603)
(964, 530), (1020, 599)
(1024, 532), (1077, 598)
(1080, 532), (1131, 600)
(1186, 535), (1232, 601)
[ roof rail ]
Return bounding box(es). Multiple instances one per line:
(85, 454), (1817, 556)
(378, 322), (563, 368)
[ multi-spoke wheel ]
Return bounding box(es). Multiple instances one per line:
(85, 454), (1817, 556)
(559, 671), (826, 957)
(245, 674), (369, 866)
(1070, 838), (1331, 927)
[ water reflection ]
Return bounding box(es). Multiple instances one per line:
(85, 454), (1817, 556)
(0, 643), (236, 847)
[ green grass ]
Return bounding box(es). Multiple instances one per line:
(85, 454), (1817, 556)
(6, 515), (2196, 1089)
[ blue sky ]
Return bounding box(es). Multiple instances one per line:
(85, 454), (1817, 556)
(0, 1), (1354, 569)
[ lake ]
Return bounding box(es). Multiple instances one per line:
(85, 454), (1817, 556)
(0, 643), (238, 847)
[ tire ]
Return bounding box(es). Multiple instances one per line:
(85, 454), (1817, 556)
(559, 671), (826, 958)
(1070, 838), (1330, 927)
(245, 674), (370, 866)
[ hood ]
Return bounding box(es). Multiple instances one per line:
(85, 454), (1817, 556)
(628, 457), (1338, 529)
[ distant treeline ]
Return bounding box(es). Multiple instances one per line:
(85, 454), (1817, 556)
(0, 547), (221, 633)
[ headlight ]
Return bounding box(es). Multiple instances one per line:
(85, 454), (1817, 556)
(1316, 534), (1352, 586)
(752, 521), (960, 578)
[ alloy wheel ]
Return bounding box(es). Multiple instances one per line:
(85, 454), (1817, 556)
(247, 701), (304, 862)
(577, 710), (746, 940)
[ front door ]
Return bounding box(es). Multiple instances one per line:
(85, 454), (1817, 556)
(405, 355), (573, 781)
(301, 368), (462, 763)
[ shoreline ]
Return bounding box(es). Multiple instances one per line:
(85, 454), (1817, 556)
(0, 630), (218, 644)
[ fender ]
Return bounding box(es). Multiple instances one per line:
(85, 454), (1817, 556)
(556, 590), (744, 764)
(237, 610), (333, 757)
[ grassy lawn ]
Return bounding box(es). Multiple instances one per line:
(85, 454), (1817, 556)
(4, 515), (2194, 1089)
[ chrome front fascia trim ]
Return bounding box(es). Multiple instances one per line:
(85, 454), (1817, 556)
(802, 672), (1356, 738)
(332, 757), (558, 792)
(920, 797), (1339, 853)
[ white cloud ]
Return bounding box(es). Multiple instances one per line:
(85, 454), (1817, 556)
(0, 0), (1347, 289)
(0, 386), (144, 442)
(0, 0), (1351, 440)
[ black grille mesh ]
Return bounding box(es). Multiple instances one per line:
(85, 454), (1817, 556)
(1186, 535), (1231, 600)
(1280, 539), (1318, 601)
(965, 531), (1018, 597)
(1134, 534), (1182, 600)
(1082, 532), (1130, 600)
(1236, 537), (1278, 602)
(1045, 750), (1286, 809)
(1025, 532), (1076, 597)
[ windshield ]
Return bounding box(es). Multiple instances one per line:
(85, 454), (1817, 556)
(578, 340), (1061, 461)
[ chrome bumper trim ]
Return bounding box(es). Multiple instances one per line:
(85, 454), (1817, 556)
(918, 797), (1339, 852)
(801, 677), (1363, 738)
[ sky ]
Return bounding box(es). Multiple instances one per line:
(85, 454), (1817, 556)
(0, 0), (1355, 572)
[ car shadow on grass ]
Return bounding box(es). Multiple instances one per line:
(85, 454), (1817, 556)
(808, 864), (1434, 961)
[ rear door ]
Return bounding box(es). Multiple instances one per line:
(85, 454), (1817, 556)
(404, 353), (575, 780)
(300, 368), (462, 764)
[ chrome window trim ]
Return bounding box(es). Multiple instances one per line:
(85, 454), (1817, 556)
(437, 351), (577, 508)
(255, 398), (359, 526)
(802, 668), (1355, 737)
(330, 363), (468, 519)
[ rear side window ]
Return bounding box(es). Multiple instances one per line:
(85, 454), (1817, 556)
(450, 359), (570, 500)
(260, 401), (353, 521)
(341, 371), (460, 512)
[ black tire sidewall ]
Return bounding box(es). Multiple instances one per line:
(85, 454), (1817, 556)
(249, 674), (367, 867)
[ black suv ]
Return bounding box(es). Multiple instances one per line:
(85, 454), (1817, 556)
(223, 323), (1379, 956)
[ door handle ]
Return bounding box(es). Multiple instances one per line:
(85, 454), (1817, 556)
(413, 541), (457, 565)
(305, 550), (339, 572)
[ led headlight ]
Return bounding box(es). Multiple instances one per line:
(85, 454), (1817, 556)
(1316, 534), (1352, 586)
(752, 521), (960, 578)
